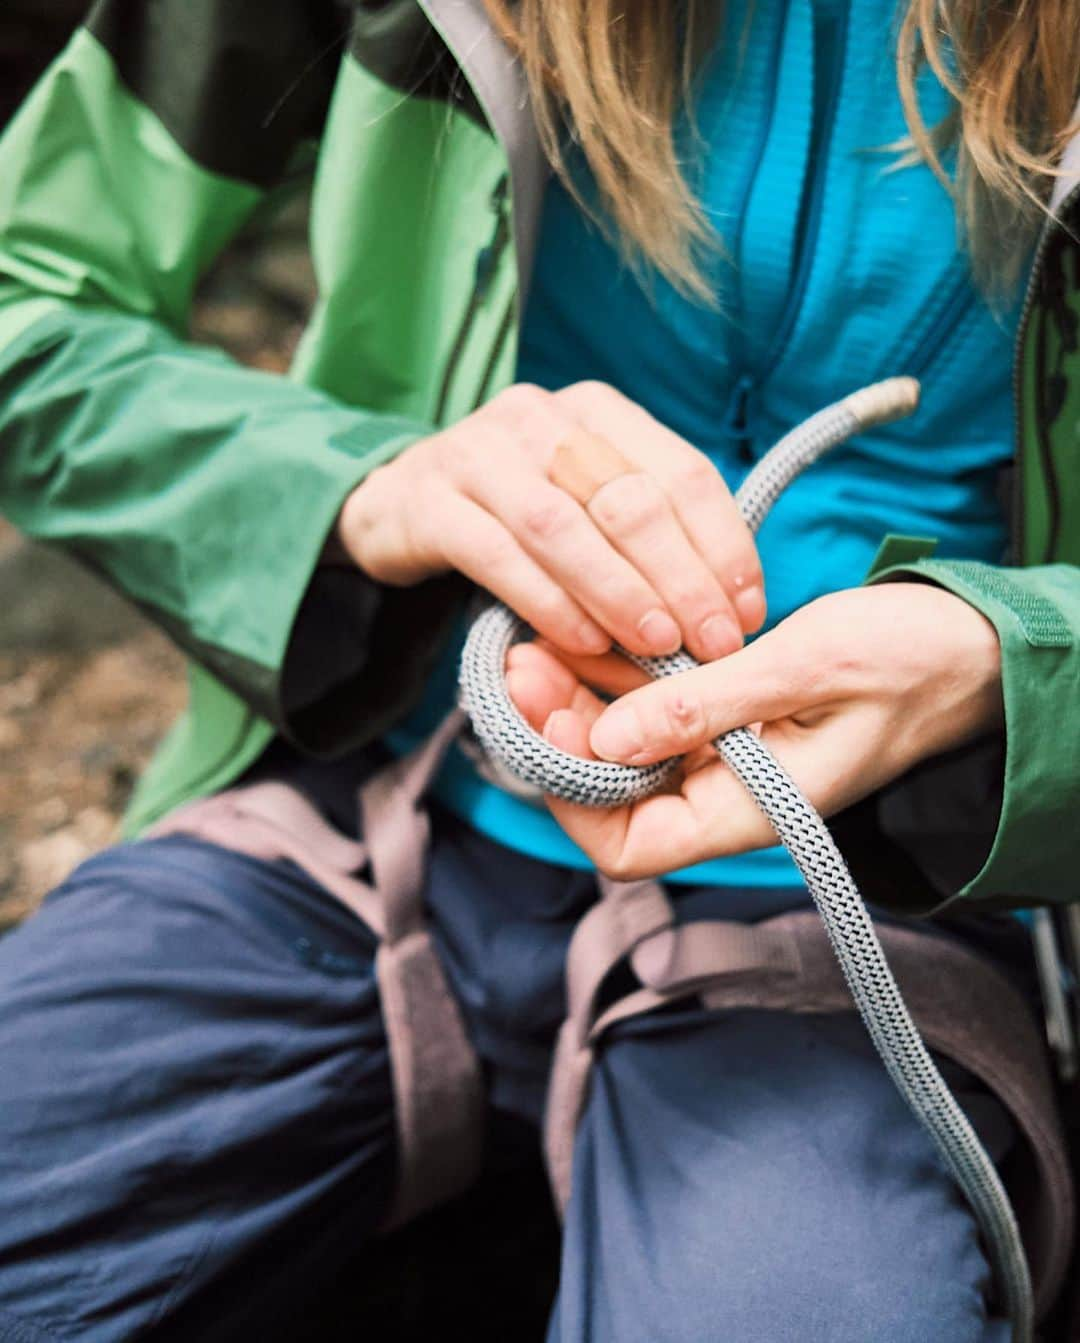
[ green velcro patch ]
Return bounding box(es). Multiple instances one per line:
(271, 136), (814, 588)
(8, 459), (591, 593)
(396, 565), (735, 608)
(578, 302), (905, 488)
(936, 561), (1073, 649)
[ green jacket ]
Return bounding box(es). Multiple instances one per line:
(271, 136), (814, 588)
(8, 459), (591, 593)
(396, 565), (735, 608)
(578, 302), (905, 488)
(0, 0), (1078, 916)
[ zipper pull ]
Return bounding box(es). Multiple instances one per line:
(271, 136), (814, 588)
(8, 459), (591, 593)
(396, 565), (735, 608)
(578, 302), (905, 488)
(474, 173), (510, 301)
(723, 374), (755, 453)
(434, 173), (512, 424)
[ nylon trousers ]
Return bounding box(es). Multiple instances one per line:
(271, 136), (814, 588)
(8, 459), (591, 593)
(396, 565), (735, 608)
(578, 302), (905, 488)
(0, 797), (1017, 1342)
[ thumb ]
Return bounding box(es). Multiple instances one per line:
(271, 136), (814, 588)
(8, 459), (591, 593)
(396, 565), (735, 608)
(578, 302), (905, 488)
(587, 630), (809, 765)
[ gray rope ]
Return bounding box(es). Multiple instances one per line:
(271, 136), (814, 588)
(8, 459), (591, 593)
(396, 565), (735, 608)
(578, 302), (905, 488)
(459, 377), (1033, 1342)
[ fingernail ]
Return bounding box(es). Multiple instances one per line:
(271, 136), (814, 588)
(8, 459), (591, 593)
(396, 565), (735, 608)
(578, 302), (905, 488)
(543, 710), (564, 743)
(505, 668), (525, 705)
(699, 613), (741, 659)
(637, 609), (681, 655)
(733, 583), (766, 632)
(590, 704), (643, 761)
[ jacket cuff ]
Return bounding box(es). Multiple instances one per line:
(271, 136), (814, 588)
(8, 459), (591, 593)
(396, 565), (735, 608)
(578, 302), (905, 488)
(279, 564), (468, 756)
(253, 420), (469, 755)
(145, 418), (428, 735)
(865, 554), (1080, 911)
(274, 423), (469, 756)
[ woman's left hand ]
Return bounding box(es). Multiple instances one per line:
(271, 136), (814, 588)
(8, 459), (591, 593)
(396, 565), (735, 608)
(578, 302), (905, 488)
(506, 582), (1004, 880)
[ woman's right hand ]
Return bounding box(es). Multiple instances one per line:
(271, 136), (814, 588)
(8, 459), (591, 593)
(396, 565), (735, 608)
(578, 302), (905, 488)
(336, 381), (765, 662)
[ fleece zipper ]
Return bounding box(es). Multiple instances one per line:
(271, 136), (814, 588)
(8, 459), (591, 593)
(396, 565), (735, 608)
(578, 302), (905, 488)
(724, 0), (851, 449)
(433, 172), (511, 422)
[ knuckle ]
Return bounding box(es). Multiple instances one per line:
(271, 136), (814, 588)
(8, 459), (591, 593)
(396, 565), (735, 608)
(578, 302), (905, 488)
(491, 382), (548, 422)
(473, 527), (518, 574)
(356, 456), (395, 507)
(558, 379), (623, 411)
(527, 587), (574, 633)
(672, 450), (722, 497)
(664, 574), (718, 614)
(488, 384), (571, 454)
(445, 428), (496, 479)
(573, 378), (618, 400)
(819, 640), (865, 690)
(423, 429), (457, 477)
(591, 472), (666, 533)
(731, 530), (764, 581)
(520, 493), (575, 543)
(457, 445), (490, 483)
(412, 468), (443, 516)
(714, 537), (764, 593)
(595, 848), (641, 884)
(659, 686), (708, 745)
(737, 556), (765, 590)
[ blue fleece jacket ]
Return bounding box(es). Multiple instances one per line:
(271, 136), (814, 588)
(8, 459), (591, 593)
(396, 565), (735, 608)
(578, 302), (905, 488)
(389, 0), (1019, 886)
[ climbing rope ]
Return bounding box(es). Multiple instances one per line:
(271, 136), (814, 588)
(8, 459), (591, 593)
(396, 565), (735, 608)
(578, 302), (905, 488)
(459, 377), (1033, 1342)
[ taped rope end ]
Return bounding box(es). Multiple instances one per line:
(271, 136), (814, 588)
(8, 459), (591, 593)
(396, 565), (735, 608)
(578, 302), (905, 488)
(843, 377), (920, 430)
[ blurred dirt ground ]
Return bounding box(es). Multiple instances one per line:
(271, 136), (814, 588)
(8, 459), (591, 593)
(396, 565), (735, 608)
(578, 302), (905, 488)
(0, 200), (317, 928)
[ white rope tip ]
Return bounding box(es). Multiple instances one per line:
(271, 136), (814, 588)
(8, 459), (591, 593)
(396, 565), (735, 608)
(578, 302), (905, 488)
(843, 377), (921, 430)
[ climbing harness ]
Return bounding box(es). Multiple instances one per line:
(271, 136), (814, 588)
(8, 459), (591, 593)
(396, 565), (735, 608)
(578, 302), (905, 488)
(151, 717), (1073, 1325)
(459, 378), (1036, 1342)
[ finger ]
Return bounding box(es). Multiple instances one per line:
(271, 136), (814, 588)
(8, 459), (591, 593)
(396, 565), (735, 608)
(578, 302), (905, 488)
(506, 665), (568, 734)
(550, 713), (862, 879)
(507, 641), (582, 703)
(554, 381), (766, 633)
(648, 709), (888, 865)
(541, 708), (638, 859)
(548, 387), (748, 655)
(473, 394), (684, 656)
(586, 753), (777, 877)
(506, 646), (607, 733)
(462, 464), (684, 658)
(480, 382), (570, 470)
(528, 640), (653, 697)
(587, 627), (814, 764)
(438, 497), (610, 655)
(544, 706), (602, 760)
(540, 692), (744, 879)
(476, 386), (748, 655)
(582, 469), (746, 660)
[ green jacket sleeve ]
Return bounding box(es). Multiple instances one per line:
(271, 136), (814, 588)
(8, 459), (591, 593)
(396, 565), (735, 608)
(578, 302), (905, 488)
(0, 2), (449, 751)
(850, 553), (1080, 913)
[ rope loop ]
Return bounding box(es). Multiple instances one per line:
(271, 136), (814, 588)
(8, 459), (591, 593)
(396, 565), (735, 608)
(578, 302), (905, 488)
(458, 377), (1033, 1342)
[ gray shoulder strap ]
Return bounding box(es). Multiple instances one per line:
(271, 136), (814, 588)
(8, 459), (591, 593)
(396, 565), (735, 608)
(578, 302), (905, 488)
(420, 0), (547, 295)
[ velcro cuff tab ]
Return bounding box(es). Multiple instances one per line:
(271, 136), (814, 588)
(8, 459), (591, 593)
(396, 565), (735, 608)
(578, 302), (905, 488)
(865, 534), (939, 580)
(934, 560), (1073, 649)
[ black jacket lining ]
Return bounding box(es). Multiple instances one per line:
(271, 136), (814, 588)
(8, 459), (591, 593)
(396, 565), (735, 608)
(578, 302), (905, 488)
(87, 0), (350, 187)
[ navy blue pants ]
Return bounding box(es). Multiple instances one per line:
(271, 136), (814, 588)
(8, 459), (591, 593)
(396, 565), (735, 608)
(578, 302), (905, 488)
(0, 802), (1015, 1341)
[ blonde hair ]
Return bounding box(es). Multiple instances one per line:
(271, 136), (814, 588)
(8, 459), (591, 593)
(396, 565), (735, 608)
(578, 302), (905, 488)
(483, 0), (1080, 297)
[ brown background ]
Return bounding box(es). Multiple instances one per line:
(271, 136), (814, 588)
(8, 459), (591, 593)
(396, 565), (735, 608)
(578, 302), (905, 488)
(0, 4), (318, 928)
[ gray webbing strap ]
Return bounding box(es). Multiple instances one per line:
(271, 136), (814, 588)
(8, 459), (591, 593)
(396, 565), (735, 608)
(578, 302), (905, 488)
(357, 708), (485, 1228)
(543, 876), (674, 1202)
(147, 784), (385, 934)
(151, 711), (484, 1232)
(360, 710), (466, 943)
